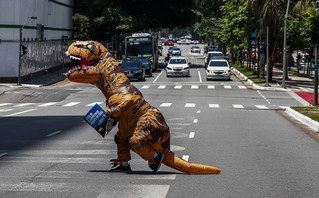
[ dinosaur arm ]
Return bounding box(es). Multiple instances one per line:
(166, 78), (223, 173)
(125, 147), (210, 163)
(106, 96), (134, 118)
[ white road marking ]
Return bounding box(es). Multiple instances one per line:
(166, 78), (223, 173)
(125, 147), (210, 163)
(160, 103), (172, 107)
(2, 109), (36, 117)
(208, 85), (215, 89)
(158, 85), (166, 89)
(0, 109), (12, 112)
(182, 155), (189, 161)
(153, 69), (164, 83)
(238, 86), (247, 89)
(142, 85), (150, 89)
(191, 85), (199, 89)
(0, 153), (8, 157)
(96, 185), (170, 198)
(46, 130), (62, 137)
(279, 106), (289, 109)
(197, 110), (201, 113)
(185, 103), (196, 107)
(193, 119), (198, 123)
(256, 105), (269, 109)
(189, 132), (195, 138)
(86, 102), (103, 107)
(224, 85), (232, 89)
(15, 103), (34, 107)
(174, 85), (182, 89)
(63, 102), (80, 107)
(0, 103), (12, 106)
(209, 104), (220, 108)
(198, 69), (202, 82)
(233, 104), (244, 109)
(38, 102), (57, 107)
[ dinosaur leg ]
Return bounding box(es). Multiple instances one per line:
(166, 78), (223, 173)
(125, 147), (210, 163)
(114, 131), (131, 164)
(129, 108), (170, 165)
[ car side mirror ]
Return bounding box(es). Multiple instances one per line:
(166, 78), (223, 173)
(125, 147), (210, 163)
(188, 62), (191, 65)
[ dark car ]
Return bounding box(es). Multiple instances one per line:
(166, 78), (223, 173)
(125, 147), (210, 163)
(134, 58), (152, 77)
(164, 40), (174, 46)
(120, 60), (145, 81)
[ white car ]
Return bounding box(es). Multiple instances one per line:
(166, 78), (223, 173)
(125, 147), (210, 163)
(172, 47), (181, 56)
(166, 57), (190, 77)
(206, 59), (231, 80)
(191, 46), (201, 53)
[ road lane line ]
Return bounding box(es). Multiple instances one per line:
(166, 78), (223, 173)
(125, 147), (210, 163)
(208, 85), (215, 89)
(47, 130), (62, 137)
(198, 69), (202, 82)
(158, 85), (166, 89)
(153, 69), (164, 83)
(182, 155), (189, 161)
(185, 103), (196, 107)
(193, 119), (198, 123)
(189, 132), (195, 138)
(174, 85), (182, 89)
(160, 103), (172, 107)
(191, 85), (199, 89)
(256, 105), (269, 109)
(2, 109), (36, 118)
(141, 85), (150, 89)
(224, 85), (232, 89)
(0, 109), (12, 112)
(197, 110), (201, 113)
(238, 86), (247, 89)
(15, 103), (34, 107)
(209, 104), (220, 108)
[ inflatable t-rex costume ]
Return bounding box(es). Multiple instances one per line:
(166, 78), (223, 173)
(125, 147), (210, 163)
(66, 41), (221, 174)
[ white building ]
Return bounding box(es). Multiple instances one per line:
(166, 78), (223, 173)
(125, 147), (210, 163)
(0, 0), (73, 82)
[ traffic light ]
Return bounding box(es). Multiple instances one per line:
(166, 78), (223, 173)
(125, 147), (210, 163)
(260, 46), (265, 54)
(21, 44), (28, 56)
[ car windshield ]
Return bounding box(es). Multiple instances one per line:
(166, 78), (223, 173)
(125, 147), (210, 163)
(169, 59), (186, 64)
(121, 61), (141, 68)
(209, 61), (228, 67)
(208, 53), (224, 58)
(173, 48), (180, 51)
(193, 46), (199, 49)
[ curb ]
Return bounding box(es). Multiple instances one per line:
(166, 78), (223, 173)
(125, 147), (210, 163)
(232, 68), (286, 91)
(285, 107), (319, 132)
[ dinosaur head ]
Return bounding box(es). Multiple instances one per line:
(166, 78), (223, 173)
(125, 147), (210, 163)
(65, 41), (108, 83)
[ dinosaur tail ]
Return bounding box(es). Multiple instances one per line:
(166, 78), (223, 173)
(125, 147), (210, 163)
(162, 150), (221, 174)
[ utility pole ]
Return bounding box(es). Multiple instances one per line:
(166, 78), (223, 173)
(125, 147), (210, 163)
(282, 0), (290, 89)
(266, 27), (269, 87)
(314, 44), (318, 105)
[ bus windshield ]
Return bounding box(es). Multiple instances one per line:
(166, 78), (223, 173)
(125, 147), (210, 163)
(127, 42), (153, 57)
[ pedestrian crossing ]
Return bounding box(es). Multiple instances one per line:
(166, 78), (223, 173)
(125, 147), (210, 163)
(138, 84), (247, 90)
(0, 101), (284, 111)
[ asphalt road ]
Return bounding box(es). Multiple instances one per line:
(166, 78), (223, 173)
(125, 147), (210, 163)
(0, 44), (319, 198)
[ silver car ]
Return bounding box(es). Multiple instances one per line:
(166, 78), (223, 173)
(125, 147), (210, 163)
(172, 47), (181, 56)
(206, 59), (231, 80)
(166, 57), (190, 77)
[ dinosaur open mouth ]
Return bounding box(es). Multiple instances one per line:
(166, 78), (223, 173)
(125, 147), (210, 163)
(65, 51), (96, 77)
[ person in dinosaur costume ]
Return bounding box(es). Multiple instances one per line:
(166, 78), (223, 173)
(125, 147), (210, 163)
(65, 40), (221, 174)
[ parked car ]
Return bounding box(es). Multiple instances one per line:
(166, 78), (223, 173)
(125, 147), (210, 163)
(133, 58), (152, 77)
(164, 40), (174, 46)
(166, 57), (190, 77)
(120, 60), (145, 81)
(191, 46), (201, 53)
(205, 51), (226, 69)
(171, 47), (181, 56)
(206, 59), (231, 81)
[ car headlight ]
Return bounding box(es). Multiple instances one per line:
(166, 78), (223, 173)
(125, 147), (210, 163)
(166, 67), (172, 70)
(207, 69), (213, 73)
(225, 70), (231, 74)
(184, 67), (189, 70)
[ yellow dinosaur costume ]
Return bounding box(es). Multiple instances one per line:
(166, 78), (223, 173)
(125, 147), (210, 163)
(66, 41), (221, 174)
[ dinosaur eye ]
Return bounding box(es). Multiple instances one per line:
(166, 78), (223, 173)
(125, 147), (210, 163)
(87, 44), (93, 49)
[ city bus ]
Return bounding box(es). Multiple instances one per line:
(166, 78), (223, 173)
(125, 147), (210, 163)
(125, 33), (158, 71)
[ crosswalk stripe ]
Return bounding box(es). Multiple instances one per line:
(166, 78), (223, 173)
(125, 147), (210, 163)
(2, 109), (36, 117)
(158, 85), (166, 89)
(208, 85), (215, 89)
(142, 85), (150, 89)
(174, 85), (182, 89)
(86, 102), (103, 107)
(185, 103), (196, 107)
(63, 102), (80, 107)
(256, 105), (269, 109)
(0, 103), (12, 106)
(14, 103), (34, 107)
(224, 85), (232, 89)
(191, 85), (199, 89)
(233, 104), (244, 109)
(238, 86), (247, 89)
(160, 103), (172, 107)
(209, 104), (220, 108)
(38, 102), (57, 107)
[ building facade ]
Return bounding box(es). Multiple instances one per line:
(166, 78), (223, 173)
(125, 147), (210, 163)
(0, 0), (73, 82)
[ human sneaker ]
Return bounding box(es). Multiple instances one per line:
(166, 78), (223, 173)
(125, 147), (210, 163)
(149, 153), (164, 172)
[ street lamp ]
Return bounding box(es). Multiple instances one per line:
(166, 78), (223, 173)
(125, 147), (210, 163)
(18, 16), (37, 86)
